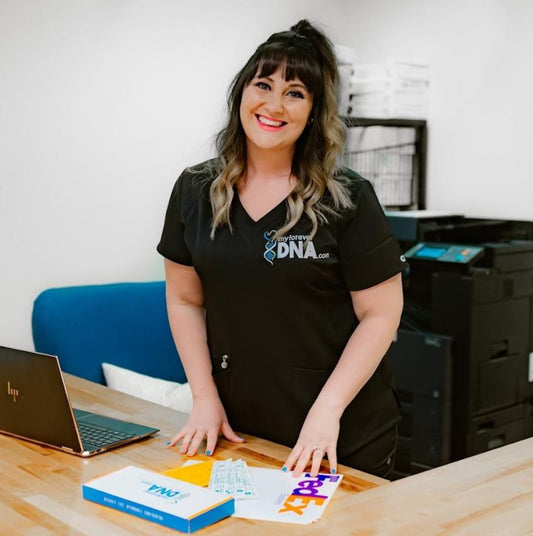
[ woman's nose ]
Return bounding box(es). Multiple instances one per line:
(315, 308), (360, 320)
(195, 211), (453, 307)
(266, 91), (284, 115)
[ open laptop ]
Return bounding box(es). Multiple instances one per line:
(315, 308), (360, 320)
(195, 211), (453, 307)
(0, 346), (159, 457)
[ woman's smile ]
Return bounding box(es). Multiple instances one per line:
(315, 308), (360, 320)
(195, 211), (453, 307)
(240, 68), (313, 153)
(255, 113), (288, 130)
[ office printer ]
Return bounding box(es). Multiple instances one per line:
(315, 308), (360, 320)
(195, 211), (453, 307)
(385, 211), (533, 477)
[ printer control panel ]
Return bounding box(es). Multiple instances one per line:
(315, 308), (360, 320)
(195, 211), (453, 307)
(405, 242), (484, 265)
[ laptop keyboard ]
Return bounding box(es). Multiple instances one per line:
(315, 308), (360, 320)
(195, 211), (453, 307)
(77, 422), (135, 449)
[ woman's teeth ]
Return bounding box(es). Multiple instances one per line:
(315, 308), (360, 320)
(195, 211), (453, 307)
(257, 115), (285, 127)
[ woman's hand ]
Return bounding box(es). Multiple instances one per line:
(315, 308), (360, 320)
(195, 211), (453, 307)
(167, 394), (244, 456)
(283, 404), (340, 477)
(282, 274), (404, 477)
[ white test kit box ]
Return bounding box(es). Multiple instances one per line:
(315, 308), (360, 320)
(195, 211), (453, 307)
(82, 465), (234, 533)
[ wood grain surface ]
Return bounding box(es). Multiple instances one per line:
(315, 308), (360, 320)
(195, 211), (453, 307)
(1, 373), (532, 535)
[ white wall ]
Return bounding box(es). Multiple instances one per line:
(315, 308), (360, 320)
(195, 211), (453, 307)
(1, 0), (532, 351)
(0, 0), (348, 350)
(335, 0), (533, 219)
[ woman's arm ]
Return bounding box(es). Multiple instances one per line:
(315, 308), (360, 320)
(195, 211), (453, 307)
(164, 258), (244, 455)
(284, 272), (403, 476)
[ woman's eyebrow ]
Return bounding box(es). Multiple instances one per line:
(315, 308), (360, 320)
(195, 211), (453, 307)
(257, 75), (306, 88)
(254, 75), (309, 92)
(287, 82), (308, 91)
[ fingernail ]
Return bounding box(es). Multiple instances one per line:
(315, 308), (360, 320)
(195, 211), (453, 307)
(205, 450), (211, 456)
(281, 466), (287, 472)
(331, 469), (336, 474)
(166, 441), (171, 446)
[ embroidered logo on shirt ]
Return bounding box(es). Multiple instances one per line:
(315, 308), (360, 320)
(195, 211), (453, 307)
(263, 229), (330, 265)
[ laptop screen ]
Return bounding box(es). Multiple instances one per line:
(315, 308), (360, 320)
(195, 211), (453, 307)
(0, 346), (83, 452)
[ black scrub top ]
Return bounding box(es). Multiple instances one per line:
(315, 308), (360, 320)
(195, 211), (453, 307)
(157, 159), (406, 457)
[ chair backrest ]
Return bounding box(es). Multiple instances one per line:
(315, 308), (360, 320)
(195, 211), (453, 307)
(32, 281), (186, 385)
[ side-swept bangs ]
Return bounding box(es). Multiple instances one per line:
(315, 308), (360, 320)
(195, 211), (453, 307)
(255, 44), (323, 99)
(234, 34), (324, 100)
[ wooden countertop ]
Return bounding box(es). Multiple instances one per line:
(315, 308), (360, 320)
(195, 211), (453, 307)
(1, 373), (532, 535)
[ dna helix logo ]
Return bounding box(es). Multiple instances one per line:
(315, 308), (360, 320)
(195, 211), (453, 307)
(263, 230), (277, 266)
(7, 381), (19, 402)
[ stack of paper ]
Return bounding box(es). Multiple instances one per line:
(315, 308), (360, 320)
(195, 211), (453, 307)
(346, 125), (416, 153)
(335, 43), (357, 117)
(347, 61), (429, 119)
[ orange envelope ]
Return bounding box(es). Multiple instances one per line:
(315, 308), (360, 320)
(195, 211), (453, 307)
(163, 460), (214, 487)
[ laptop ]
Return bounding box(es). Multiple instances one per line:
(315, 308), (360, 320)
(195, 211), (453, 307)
(0, 346), (159, 457)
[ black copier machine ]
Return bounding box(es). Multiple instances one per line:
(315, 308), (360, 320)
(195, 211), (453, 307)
(384, 211), (533, 478)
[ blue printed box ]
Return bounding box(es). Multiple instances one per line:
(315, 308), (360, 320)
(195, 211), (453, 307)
(82, 465), (234, 533)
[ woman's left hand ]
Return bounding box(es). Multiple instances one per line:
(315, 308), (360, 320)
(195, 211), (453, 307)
(282, 404), (340, 477)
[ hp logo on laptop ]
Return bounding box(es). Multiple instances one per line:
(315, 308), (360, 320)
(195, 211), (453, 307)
(7, 381), (19, 402)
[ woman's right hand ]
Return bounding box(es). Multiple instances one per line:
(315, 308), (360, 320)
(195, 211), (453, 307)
(167, 394), (244, 456)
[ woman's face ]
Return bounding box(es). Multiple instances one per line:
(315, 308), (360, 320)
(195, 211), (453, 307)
(239, 68), (313, 155)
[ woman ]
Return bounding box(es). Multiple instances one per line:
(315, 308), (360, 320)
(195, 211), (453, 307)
(157, 19), (406, 478)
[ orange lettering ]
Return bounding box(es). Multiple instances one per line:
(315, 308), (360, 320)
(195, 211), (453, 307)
(278, 494), (326, 515)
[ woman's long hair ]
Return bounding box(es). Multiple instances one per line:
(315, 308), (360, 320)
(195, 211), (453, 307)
(210, 19), (352, 239)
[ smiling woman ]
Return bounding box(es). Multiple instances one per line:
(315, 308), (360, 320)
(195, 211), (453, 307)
(236, 69), (314, 222)
(210, 20), (350, 239)
(240, 70), (313, 153)
(157, 19), (407, 480)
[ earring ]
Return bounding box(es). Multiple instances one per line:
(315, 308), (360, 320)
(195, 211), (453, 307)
(307, 117), (314, 125)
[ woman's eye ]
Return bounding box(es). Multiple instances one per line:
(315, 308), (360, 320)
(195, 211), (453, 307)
(288, 90), (304, 99)
(256, 81), (270, 90)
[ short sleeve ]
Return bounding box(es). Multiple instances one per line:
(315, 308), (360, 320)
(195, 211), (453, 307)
(338, 179), (407, 290)
(156, 172), (193, 266)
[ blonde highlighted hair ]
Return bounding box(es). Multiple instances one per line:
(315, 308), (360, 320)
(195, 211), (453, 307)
(210, 19), (352, 239)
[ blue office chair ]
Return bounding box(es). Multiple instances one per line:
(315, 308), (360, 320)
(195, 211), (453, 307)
(32, 281), (186, 385)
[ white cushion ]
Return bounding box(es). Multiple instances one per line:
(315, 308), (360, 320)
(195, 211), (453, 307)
(101, 363), (193, 414)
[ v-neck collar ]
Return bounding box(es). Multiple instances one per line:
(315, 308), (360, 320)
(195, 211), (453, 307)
(234, 191), (288, 226)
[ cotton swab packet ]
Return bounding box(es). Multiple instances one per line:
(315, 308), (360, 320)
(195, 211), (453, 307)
(209, 459), (257, 499)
